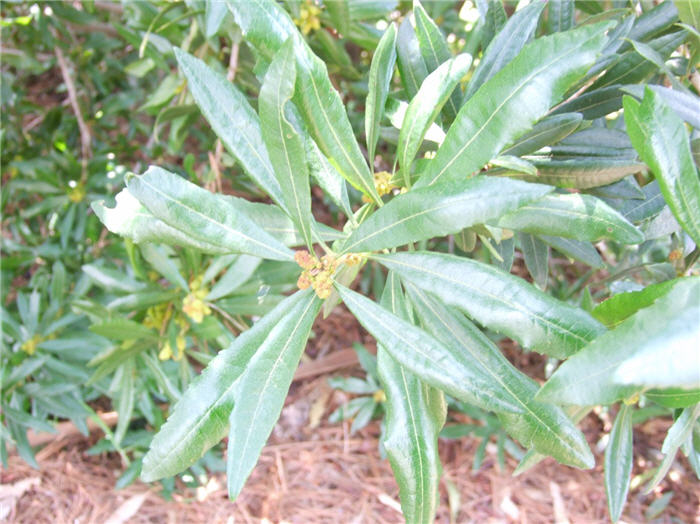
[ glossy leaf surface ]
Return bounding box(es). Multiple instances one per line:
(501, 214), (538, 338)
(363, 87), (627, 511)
(174, 48), (284, 207)
(537, 277), (700, 405)
(407, 285), (594, 469)
(366, 24), (397, 164)
(342, 177), (551, 253)
(417, 22), (610, 187)
(497, 193), (644, 244)
(259, 38), (314, 249)
(398, 54), (472, 179)
(624, 88), (700, 246)
(464, 0), (545, 100)
(226, 290), (320, 498)
(374, 252), (604, 357)
(378, 273), (445, 524)
(605, 405), (633, 523)
(141, 291), (312, 482)
(127, 167), (294, 261)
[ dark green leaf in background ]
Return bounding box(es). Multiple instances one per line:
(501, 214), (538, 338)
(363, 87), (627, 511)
(605, 404), (634, 523)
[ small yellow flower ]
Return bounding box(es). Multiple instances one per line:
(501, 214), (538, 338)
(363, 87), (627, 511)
(67, 183), (86, 203)
(373, 389), (387, 403)
(21, 334), (42, 355)
(182, 276), (212, 323)
(158, 341), (173, 360)
(373, 171), (396, 197)
(294, 0), (321, 35)
(143, 303), (171, 330)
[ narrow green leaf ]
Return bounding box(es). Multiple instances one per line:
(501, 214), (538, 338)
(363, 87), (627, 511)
(496, 193), (645, 244)
(93, 190), (233, 255)
(114, 358), (135, 446)
(464, 0), (545, 101)
(645, 405), (700, 494)
(227, 290), (320, 498)
(139, 243), (189, 291)
(90, 318), (157, 341)
(396, 16), (429, 99)
(127, 166), (294, 261)
(206, 255), (261, 301)
(366, 24), (397, 164)
(325, 0), (349, 36)
(398, 54), (472, 180)
(174, 48), (284, 207)
(490, 155), (537, 176)
(605, 404), (634, 523)
(227, 0), (380, 204)
(553, 84), (623, 120)
(548, 0), (574, 33)
(378, 273), (445, 524)
(537, 277), (700, 405)
(502, 113), (583, 158)
(540, 235), (606, 267)
(621, 84), (700, 130)
(477, 0), (507, 50)
(260, 38), (314, 250)
(592, 279), (677, 328)
(413, 1), (461, 121)
(374, 251), (604, 357)
(500, 158), (645, 189)
(342, 176), (551, 253)
(205, 0), (229, 38)
(520, 233), (549, 290)
(644, 388), (700, 409)
(591, 30), (687, 90)
(407, 286), (594, 469)
(141, 291), (312, 482)
(624, 88), (700, 247)
(338, 284), (523, 413)
(417, 21), (611, 187)
(305, 137), (354, 219)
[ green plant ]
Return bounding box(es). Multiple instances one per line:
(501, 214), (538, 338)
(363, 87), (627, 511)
(91, 0), (699, 522)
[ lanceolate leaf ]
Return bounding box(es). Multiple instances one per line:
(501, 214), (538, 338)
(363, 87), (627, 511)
(605, 404), (634, 524)
(407, 286), (594, 469)
(464, 0), (545, 101)
(416, 22), (611, 188)
(141, 291), (312, 482)
(502, 113), (583, 157)
(592, 279), (677, 328)
(622, 84), (700, 130)
(141, 293), (303, 482)
(396, 16), (429, 99)
(501, 158), (645, 189)
(374, 252), (604, 357)
(259, 38), (314, 250)
(548, 0), (574, 33)
(537, 277), (700, 406)
(413, 1), (461, 121)
(174, 48), (284, 207)
(342, 177), (551, 253)
(305, 138), (353, 219)
(366, 24), (397, 164)
(520, 233), (549, 290)
(126, 167), (294, 261)
(227, 290), (321, 498)
(496, 193), (644, 244)
(338, 284), (527, 412)
(226, 0), (380, 204)
(624, 88), (700, 247)
(378, 273), (445, 524)
(93, 189), (233, 255)
(398, 54), (472, 180)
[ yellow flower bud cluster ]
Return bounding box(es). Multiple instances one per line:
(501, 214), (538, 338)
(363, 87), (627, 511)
(295, 250), (367, 299)
(158, 334), (186, 361)
(182, 275), (211, 324)
(295, 250), (337, 299)
(21, 334), (42, 355)
(362, 171), (398, 203)
(294, 0), (321, 35)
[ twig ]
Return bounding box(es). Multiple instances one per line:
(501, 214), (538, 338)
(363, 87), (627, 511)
(54, 45), (92, 183)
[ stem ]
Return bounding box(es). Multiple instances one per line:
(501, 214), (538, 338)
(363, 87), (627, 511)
(55, 46), (91, 184)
